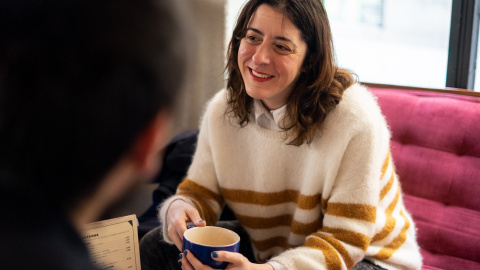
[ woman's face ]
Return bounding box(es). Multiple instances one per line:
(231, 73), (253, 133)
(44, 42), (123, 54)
(238, 4), (307, 110)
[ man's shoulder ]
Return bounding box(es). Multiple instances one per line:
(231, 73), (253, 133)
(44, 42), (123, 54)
(0, 212), (99, 270)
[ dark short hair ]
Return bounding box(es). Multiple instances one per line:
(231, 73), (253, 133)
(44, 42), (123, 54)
(0, 0), (188, 211)
(225, 0), (356, 146)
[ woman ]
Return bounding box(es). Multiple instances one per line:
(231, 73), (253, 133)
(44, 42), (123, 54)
(141, 0), (422, 269)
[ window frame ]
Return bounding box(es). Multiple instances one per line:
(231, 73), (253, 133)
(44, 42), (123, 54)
(446, 0), (480, 90)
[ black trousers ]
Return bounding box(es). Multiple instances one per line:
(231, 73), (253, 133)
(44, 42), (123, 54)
(139, 221), (386, 270)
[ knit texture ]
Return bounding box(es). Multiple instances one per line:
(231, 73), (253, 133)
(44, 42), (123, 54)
(159, 84), (422, 270)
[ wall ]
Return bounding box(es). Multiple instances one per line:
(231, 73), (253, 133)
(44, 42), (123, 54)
(107, 0), (227, 219)
(171, 0), (227, 138)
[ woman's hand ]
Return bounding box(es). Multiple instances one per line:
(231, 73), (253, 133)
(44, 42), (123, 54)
(179, 250), (274, 270)
(166, 199), (206, 250)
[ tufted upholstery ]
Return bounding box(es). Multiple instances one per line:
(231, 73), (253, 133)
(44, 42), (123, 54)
(368, 87), (480, 270)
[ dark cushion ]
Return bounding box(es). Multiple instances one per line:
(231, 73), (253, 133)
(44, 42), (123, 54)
(369, 88), (480, 270)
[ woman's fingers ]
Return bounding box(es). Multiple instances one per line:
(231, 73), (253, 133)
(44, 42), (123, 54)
(211, 251), (248, 266)
(184, 250), (215, 270)
(166, 200), (208, 251)
(168, 225), (183, 250)
(185, 208), (206, 227)
(179, 252), (195, 270)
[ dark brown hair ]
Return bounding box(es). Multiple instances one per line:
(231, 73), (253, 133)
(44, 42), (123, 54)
(225, 0), (356, 146)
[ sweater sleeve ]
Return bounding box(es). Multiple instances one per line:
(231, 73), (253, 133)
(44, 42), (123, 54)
(268, 96), (389, 269)
(158, 91), (225, 243)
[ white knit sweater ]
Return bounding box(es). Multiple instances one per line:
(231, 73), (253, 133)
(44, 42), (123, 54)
(159, 84), (422, 270)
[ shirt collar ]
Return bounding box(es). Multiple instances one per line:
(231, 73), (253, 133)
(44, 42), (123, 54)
(253, 99), (287, 129)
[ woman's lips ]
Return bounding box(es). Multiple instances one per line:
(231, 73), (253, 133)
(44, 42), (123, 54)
(249, 68), (274, 82)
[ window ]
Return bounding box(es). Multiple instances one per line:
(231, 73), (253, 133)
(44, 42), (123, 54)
(325, 0), (452, 89)
(225, 0), (480, 91)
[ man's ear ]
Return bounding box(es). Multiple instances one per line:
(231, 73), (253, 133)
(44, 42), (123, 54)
(130, 111), (172, 180)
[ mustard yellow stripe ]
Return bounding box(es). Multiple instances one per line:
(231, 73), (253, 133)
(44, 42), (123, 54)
(326, 202), (376, 222)
(177, 191), (218, 226)
(235, 213), (322, 236)
(322, 227), (370, 251)
(380, 171), (395, 200)
(374, 210), (411, 260)
(380, 150), (391, 180)
(250, 236), (291, 252)
(372, 188), (400, 242)
(292, 217), (322, 235)
(220, 188), (321, 210)
(178, 178), (223, 206)
(312, 233), (354, 269)
(304, 236), (343, 270)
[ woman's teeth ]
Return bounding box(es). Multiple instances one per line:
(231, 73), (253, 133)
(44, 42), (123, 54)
(251, 69), (272, 78)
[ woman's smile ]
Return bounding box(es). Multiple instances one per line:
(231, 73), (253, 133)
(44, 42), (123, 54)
(250, 68), (274, 80)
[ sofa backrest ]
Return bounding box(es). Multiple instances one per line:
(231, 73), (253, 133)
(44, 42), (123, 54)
(368, 87), (480, 270)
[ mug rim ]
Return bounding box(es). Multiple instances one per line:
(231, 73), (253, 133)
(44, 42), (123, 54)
(183, 226), (240, 247)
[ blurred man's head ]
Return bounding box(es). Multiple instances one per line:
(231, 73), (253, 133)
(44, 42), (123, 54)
(0, 0), (189, 219)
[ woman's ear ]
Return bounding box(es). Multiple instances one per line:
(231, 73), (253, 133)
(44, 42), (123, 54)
(130, 111), (172, 180)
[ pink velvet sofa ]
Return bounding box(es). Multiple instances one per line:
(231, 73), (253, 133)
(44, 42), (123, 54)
(367, 84), (480, 270)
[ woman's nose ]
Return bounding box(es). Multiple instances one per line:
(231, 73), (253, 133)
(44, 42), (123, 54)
(252, 43), (270, 65)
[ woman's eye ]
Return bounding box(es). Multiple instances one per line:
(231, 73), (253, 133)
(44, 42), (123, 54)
(246, 35), (260, 43)
(275, 44), (292, 53)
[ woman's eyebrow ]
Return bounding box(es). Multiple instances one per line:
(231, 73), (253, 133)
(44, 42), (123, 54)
(246, 27), (298, 48)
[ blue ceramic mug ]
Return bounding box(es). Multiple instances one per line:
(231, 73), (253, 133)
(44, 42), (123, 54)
(182, 226), (240, 269)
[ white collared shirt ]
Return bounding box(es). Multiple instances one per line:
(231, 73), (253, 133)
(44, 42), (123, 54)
(253, 99), (286, 132)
